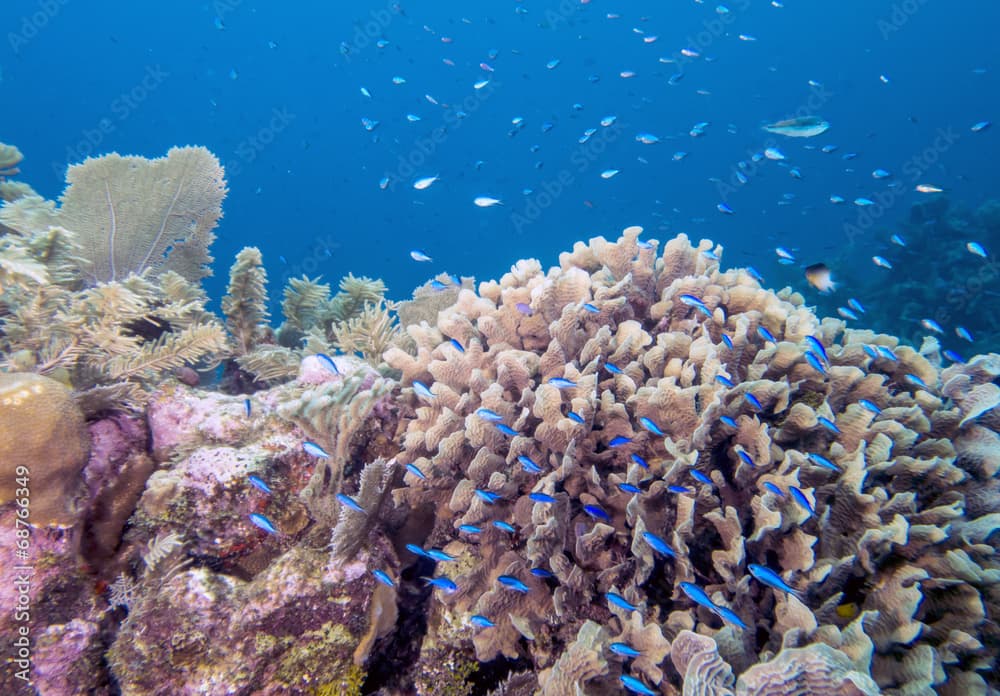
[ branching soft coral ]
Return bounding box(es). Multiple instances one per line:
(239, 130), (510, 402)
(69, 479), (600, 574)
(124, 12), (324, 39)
(222, 247), (270, 356)
(1, 271), (227, 412)
(330, 300), (400, 366)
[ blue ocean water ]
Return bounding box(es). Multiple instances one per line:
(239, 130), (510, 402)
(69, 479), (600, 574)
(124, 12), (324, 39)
(3, 0), (997, 338)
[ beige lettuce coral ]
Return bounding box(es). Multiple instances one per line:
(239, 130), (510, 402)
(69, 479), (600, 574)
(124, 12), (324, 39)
(382, 228), (999, 694)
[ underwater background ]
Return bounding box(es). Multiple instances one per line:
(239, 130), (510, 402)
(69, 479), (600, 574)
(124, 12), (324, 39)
(3, 0), (998, 343)
(2, 1), (1000, 695)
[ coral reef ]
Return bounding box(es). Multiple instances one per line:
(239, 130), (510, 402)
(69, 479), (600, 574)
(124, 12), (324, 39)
(0, 146), (230, 412)
(0, 148), (997, 695)
(384, 226), (999, 694)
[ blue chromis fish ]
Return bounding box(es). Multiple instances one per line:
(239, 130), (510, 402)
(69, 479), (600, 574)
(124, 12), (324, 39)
(476, 407), (504, 422)
(243, 398), (252, 417)
(497, 575), (530, 593)
(406, 543), (430, 558)
(316, 353), (340, 375)
(413, 381), (436, 400)
(872, 346), (894, 362)
(474, 489), (501, 504)
(630, 453), (649, 469)
(469, 614), (495, 628)
(492, 520), (516, 533)
(247, 475), (272, 494)
(248, 513), (277, 534)
(804, 336), (828, 364)
(609, 435), (632, 447)
(405, 463), (427, 480)
(606, 592), (638, 612)
(449, 338), (465, 352)
(426, 549), (457, 563)
(804, 350), (827, 375)
(582, 302), (600, 313)
(548, 377), (577, 389)
(410, 247), (434, 260)
(618, 482), (642, 494)
(679, 582), (718, 612)
(529, 567), (554, 579)
(806, 453), (839, 471)
(943, 350), (964, 363)
(715, 606), (748, 630)
(336, 493), (365, 513)
(638, 417), (664, 436)
(757, 325), (777, 343)
(668, 485), (692, 494)
(458, 524), (482, 534)
(955, 326), (974, 342)
(720, 415), (738, 428)
(790, 486), (814, 516)
(817, 416), (840, 433)
(495, 423), (519, 436)
(921, 318), (944, 334)
(744, 393), (763, 410)
(721, 333), (734, 349)
(567, 411), (586, 424)
(748, 564), (799, 596)
(604, 362), (623, 375)
(372, 569), (395, 588)
(620, 675), (657, 696)
(609, 642), (642, 658)
(762, 481), (785, 497)
(690, 470), (713, 486)
(858, 399), (882, 415)
(303, 441), (330, 458)
(529, 492), (557, 504)
(967, 241), (988, 258)
(641, 531), (676, 557)
(423, 576), (458, 593)
(736, 450), (755, 468)
(715, 375), (735, 388)
(517, 455), (543, 473)
(583, 504), (611, 521)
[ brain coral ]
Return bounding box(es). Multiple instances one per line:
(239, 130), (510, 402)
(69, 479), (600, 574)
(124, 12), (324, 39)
(385, 227), (999, 694)
(0, 372), (90, 526)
